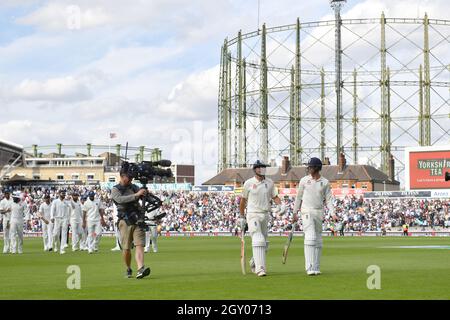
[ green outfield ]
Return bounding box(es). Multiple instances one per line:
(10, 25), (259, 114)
(0, 236), (449, 300)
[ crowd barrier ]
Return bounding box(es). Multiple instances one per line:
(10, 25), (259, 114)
(2, 230), (450, 238)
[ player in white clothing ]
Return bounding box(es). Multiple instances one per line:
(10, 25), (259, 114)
(69, 192), (84, 252)
(79, 196), (88, 250)
(38, 194), (53, 251)
(145, 210), (161, 253)
(111, 203), (121, 251)
(82, 191), (106, 254)
(0, 189), (13, 254)
(51, 190), (71, 254)
(293, 157), (337, 276)
(9, 192), (26, 254)
(239, 160), (286, 277)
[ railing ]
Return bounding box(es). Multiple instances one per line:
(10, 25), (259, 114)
(5, 231), (450, 238)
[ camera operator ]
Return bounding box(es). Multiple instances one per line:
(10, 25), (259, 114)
(111, 169), (151, 279)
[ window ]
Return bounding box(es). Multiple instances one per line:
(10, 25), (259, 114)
(56, 174), (64, 180)
(351, 184), (356, 189)
(342, 183), (349, 188)
(72, 174), (80, 180)
(362, 185), (368, 189)
(108, 177), (116, 183)
(87, 174), (95, 180)
(32, 175), (40, 180)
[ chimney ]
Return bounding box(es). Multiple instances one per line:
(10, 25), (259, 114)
(338, 153), (347, 173)
(389, 154), (395, 181)
(281, 156), (291, 175)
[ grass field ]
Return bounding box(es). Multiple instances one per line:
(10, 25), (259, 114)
(0, 236), (449, 300)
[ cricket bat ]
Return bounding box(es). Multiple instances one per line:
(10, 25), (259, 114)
(282, 223), (297, 265)
(240, 229), (246, 275)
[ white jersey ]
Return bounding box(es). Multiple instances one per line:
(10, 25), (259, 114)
(82, 198), (104, 222)
(39, 202), (52, 220)
(10, 201), (26, 223)
(70, 200), (83, 223)
(51, 198), (71, 219)
(0, 197), (13, 223)
(242, 177), (277, 214)
(293, 174), (335, 215)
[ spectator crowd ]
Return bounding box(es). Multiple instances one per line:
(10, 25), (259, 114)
(0, 186), (449, 234)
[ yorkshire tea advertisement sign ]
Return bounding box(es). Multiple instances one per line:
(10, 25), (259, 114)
(405, 146), (450, 190)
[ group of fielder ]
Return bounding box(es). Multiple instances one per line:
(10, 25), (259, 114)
(0, 188), (160, 256)
(1, 156), (333, 278)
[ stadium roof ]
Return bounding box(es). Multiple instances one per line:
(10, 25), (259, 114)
(0, 139), (24, 180)
(203, 164), (400, 185)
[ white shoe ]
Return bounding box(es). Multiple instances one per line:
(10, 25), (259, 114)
(63, 245), (68, 249)
(307, 271), (316, 276)
(72, 248), (79, 252)
(314, 271), (322, 276)
(3, 250), (9, 254)
(88, 249), (93, 254)
(257, 269), (267, 277)
(60, 250), (66, 255)
(144, 248), (149, 253)
(153, 250), (158, 253)
(111, 247), (121, 252)
(18, 251), (23, 254)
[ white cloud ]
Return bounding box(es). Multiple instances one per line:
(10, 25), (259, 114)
(11, 76), (92, 102)
(157, 65), (219, 120)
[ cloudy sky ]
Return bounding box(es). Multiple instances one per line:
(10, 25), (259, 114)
(0, 0), (446, 184)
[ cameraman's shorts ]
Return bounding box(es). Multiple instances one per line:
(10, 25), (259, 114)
(118, 220), (145, 250)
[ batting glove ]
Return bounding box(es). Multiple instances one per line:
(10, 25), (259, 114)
(239, 217), (246, 230)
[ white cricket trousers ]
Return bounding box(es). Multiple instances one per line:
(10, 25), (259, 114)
(42, 221), (53, 250)
(53, 218), (69, 252)
(9, 220), (23, 254)
(247, 212), (269, 273)
(302, 209), (324, 272)
(70, 220), (84, 250)
(3, 220), (10, 253)
(87, 220), (102, 251)
(145, 226), (158, 252)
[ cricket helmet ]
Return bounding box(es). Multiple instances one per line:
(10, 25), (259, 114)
(307, 157), (323, 171)
(252, 160), (268, 170)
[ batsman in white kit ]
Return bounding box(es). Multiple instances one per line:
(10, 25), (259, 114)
(69, 192), (84, 252)
(239, 160), (286, 277)
(293, 157), (337, 276)
(0, 188), (13, 254)
(51, 190), (71, 254)
(82, 191), (106, 254)
(38, 194), (53, 251)
(9, 192), (26, 254)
